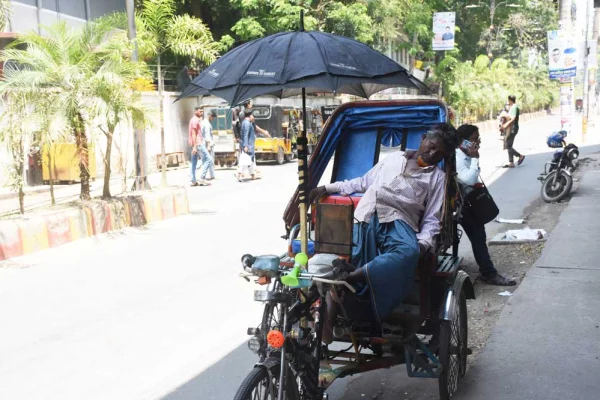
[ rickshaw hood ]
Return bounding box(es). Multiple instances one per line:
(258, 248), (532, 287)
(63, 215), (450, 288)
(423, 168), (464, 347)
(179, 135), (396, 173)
(283, 99), (449, 231)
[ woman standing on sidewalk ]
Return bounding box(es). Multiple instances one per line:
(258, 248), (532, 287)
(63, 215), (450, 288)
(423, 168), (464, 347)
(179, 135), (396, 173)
(456, 124), (516, 286)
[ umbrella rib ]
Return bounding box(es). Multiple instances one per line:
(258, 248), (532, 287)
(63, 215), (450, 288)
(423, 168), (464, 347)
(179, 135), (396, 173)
(309, 31), (336, 93)
(280, 33), (295, 85)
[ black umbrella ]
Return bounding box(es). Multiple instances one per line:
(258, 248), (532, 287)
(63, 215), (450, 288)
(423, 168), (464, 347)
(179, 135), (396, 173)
(179, 12), (428, 254)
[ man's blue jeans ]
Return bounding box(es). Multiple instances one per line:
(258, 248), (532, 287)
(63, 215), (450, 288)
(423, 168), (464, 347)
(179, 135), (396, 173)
(190, 144), (214, 183)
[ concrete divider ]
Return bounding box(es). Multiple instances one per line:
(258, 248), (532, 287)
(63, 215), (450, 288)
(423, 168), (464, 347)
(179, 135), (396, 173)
(0, 187), (189, 261)
(0, 220), (23, 260)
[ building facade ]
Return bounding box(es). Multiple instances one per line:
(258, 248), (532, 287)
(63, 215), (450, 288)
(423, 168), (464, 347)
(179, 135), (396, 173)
(7, 0), (125, 34)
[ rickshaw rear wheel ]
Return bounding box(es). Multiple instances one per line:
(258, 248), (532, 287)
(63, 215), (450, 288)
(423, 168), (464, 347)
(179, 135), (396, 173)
(438, 289), (468, 400)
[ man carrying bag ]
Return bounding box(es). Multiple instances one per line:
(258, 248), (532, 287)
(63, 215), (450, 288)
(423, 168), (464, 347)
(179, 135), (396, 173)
(456, 125), (516, 286)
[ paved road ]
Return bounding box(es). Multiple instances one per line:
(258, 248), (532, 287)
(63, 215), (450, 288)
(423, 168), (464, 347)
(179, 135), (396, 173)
(0, 114), (598, 400)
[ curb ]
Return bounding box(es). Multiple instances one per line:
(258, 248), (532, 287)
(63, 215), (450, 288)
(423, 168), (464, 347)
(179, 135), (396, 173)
(0, 187), (189, 261)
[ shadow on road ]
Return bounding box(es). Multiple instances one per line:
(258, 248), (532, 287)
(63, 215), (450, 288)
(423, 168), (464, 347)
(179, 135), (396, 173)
(161, 342), (256, 400)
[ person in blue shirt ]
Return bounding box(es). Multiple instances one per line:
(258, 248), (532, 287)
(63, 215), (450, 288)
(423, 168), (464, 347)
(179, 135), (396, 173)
(442, 26), (454, 41)
(456, 124), (516, 286)
(236, 110), (257, 181)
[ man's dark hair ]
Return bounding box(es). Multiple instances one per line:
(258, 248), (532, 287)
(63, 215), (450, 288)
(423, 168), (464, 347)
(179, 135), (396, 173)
(446, 26), (450, 29)
(194, 106), (202, 111)
(242, 100), (251, 107)
(244, 109), (253, 117)
(425, 123), (459, 154)
(553, 48), (560, 53)
(209, 110), (217, 117)
(508, 94), (516, 103)
(457, 124), (479, 141)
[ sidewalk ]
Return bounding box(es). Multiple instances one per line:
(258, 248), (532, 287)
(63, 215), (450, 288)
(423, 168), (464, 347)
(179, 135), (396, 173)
(458, 168), (600, 400)
(0, 166), (193, 216)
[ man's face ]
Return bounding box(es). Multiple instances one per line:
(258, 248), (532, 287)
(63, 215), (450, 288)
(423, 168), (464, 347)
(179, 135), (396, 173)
(416, 135), (448, 167)
(446, 27), (450, 32)
(195, 109), (203, 118)
(552, 49), (560, 63)
(247, 101), (253, 109)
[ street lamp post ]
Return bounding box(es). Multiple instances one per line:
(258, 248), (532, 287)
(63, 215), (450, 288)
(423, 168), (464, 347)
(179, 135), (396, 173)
(465, 1), (521, 56)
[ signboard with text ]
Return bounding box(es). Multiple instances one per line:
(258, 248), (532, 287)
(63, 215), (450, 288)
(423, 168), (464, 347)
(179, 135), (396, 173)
(432, 12), (456, 51)
(547, 30), (578, 79)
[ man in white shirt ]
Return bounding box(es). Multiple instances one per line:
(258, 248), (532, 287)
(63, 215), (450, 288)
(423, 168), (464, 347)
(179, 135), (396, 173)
(202, 110), (216, 180)
(456, 124), (516, 286)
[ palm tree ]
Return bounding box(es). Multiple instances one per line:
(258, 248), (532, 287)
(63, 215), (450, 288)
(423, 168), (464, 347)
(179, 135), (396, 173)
(92, 66), (154, 198)
(0, 21), (135, 200)
(0, 0), (11, 32)
(0, 92), (31, 214)
(136, 0), (218, 187)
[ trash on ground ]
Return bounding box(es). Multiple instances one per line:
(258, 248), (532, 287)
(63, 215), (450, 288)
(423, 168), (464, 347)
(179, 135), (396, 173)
(498, 291), (513, 296)
(520, 261), (526, 264)
(495, 217), (525, 224)
(490, 227), (547, 242)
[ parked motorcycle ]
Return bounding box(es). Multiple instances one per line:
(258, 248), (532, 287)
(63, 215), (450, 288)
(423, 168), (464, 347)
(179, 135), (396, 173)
(538, 130), (579, 203)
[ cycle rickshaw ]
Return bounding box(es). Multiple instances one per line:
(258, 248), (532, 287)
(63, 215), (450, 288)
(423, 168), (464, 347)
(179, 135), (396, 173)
(234, 100), (474, 400)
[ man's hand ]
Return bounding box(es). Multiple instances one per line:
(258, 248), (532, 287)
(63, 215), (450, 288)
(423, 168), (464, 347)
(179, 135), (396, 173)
(309, 186), (327, 204)
(264, 131), (271, 138)
(244, 146), (249, 153)
(192, 146), (197, 155)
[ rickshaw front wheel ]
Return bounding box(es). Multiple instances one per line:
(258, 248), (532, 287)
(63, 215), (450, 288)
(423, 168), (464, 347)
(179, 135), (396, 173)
(438, 289), (468, 400)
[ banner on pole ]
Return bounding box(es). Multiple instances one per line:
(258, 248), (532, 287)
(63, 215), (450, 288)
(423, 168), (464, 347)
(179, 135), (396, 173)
(547, 30), (578, 79)
(432, 12), (455, 51)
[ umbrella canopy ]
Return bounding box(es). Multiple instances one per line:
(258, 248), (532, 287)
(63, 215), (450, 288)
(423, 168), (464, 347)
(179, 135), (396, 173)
(178, 21), (429, 257)
(178, 30), (427, 105)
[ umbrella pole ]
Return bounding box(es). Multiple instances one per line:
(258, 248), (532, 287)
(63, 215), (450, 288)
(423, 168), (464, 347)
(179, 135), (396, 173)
(298, 87), (309, 255)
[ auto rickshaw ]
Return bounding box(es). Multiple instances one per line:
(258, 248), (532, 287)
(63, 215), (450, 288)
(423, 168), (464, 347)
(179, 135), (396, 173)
(205, 105), (238, 168)
(235, 100), (474, 400)
(253, 104), (295, 164)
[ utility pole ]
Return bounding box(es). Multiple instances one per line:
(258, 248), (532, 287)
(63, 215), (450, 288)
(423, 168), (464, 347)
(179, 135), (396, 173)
(126, 0), (151, 191)
(582, 0), (592, 140)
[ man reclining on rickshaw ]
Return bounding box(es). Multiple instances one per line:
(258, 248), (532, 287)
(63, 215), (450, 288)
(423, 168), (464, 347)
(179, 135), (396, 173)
(309, 123), (459, 343)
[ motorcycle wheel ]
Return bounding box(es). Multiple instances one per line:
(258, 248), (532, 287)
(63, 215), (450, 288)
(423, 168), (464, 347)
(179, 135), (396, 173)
(541, 170), (573, 203)
(233, 362), (301, 400)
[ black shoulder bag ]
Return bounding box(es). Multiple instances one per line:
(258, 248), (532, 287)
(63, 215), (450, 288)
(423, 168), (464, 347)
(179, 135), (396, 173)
(464, 176), (499, 225)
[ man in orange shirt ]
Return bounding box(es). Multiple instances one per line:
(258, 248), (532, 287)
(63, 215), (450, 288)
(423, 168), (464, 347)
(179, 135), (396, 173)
(189, 107), (213, 186)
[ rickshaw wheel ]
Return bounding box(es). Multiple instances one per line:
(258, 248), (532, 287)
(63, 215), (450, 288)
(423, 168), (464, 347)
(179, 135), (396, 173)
(276, 147), (285, 165)
(438, 290), (468, 400)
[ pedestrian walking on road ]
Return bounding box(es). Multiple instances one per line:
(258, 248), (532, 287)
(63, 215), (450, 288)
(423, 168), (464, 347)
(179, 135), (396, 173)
(502, 95), (525, 168)
(202, 110), (216, 180)
(456, 124), (517, 286)
(236, 111), (257, 181)
(188, 107), (213, 186)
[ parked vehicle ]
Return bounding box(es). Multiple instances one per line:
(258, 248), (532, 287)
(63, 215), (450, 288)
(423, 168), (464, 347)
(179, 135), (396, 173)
(253, 104), (296, 164)
(538, 130), (579, 203)
(234, 100), (473, 400)
(575, 98), (583, 113)
(205, 105), (238, 168)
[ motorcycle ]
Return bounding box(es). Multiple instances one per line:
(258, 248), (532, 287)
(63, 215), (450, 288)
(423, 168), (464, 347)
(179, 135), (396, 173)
(538, 130), (579, 203)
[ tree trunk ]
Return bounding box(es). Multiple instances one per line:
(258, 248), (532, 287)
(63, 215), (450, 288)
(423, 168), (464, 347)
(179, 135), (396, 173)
(157, 54), (167, 187)
(18, 183), (24, 215)
(75, 112), (91, 200)
(48, 147), (55, 205)
(103, 130), (113, 199)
